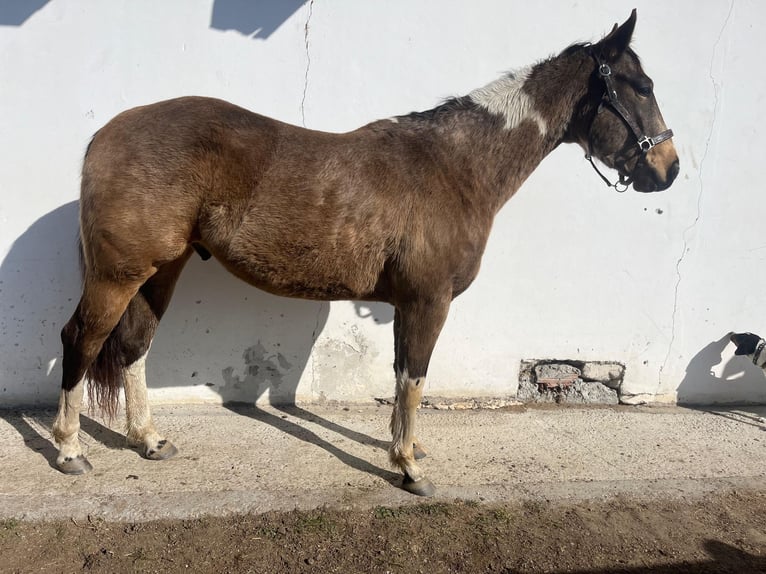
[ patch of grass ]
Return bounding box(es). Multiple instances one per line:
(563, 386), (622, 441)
(54, 523), (67, 540)
(1, 518), (19, 531)
(408, 502), (451, 517)
(374, 502), (453, 520)
(127, 547), (148, 562)
(254, 525), (281, 539)
(295, 512), (336, 535)
(373, 506), (400, 520)
(491, 508), (513, 523)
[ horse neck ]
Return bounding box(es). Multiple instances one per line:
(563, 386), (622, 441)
(416, 49), (593, 215)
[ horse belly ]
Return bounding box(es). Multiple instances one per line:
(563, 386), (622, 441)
(218, 235), (387, 301)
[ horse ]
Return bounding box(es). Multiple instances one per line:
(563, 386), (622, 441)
(52, 10), (678, 496)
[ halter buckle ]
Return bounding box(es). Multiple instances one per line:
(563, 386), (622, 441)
(598, 63), (611, 77)
(637, 135), (655, 152)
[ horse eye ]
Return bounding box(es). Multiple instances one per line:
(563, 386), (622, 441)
(636, 85), (653, 97)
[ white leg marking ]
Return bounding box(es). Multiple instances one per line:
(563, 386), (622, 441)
(389, 369), (426, 481)
(123, 348), (163, 451)
(52, 378), (85, 464)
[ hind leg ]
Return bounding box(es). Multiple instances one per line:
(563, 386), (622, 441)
(52, 377), (89, 474)
(52, 278), (145, 474)
(389, 293), (451, 496)
(122, 252), (191, 460)
(124, 349), (177, 460)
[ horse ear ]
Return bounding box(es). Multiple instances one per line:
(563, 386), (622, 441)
(597, 9), (637, 61)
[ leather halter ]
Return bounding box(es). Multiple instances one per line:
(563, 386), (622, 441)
(585, 52), (674, 192)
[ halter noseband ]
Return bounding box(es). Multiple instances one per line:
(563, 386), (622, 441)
(585, 52), (674, 192)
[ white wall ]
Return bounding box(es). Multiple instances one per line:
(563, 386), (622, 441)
(1, 0), (764, 407)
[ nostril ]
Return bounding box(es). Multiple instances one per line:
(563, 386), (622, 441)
(667, 159), (680, 183)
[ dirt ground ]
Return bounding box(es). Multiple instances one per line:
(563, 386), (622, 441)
(3, 490), (766, 574)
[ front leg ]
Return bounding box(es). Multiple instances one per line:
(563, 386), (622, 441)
(389, 294), (450, 496)
(389, 372), (434, 495)
(393, 308), (428, 462)
(124, 351), (177, 460)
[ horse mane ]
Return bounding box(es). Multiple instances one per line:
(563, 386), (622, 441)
(561, 40), (641, 66)
(397, 45), (592, 129)
(394, 96), (481, 124)
(561, 41), (591, 57)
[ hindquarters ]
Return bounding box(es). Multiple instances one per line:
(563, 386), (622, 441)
(65, 103), (221, 414)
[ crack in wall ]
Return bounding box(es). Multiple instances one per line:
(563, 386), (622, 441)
(300, 0), (317, 393)
(300, 0), (315, 127)
(658, 0), (734, 389)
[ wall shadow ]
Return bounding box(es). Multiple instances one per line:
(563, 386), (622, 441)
(0, 200), (81, 405)
(210, 0), (307, 39)
(354, 301), (394, 325)
(163, 255), (332, 406)
(0, 0), (49, 26)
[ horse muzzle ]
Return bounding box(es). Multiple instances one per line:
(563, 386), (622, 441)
(630, 154), (680, 193)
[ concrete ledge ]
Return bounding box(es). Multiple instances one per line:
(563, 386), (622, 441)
(2, 403), (765, 522)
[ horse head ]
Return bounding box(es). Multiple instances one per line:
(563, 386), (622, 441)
(575, 9), (680, 192)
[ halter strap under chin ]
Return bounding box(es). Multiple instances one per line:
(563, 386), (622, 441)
(585, 51), (674, 191)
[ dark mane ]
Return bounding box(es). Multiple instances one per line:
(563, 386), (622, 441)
(561, 41), (591, 57)
(395, 96), (479, 123)
(560, 40), (641, 66)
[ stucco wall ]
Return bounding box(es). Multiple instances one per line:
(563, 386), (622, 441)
(1, 0), (763, 407)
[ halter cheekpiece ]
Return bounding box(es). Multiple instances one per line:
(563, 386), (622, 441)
(585, 51), (674, 192)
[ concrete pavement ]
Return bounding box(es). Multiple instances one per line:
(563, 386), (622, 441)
(1, 402), (765, 522)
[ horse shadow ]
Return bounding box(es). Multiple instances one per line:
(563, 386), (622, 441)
(0, 202), (397, 484)
(676, 332), (766, 427)
(3, 409), (134, 472)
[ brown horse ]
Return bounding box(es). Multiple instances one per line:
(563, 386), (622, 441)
(52, 10), (678, 496)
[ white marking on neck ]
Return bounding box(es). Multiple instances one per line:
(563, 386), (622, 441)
(469, 67), (547, 136)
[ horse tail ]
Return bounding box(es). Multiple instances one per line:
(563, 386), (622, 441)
(81, 254), (156, 422)
(85, 315), (129, 421)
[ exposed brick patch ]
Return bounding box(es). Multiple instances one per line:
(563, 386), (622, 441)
(535, 363), (580, 388)
(517, 360), (625, 404)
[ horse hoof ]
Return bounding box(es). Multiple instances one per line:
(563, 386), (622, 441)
(402, 474), (436, 497)
(413, 444), (427, 460)
(143, 439), (178, 461)
(57, 455), (93, 475)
